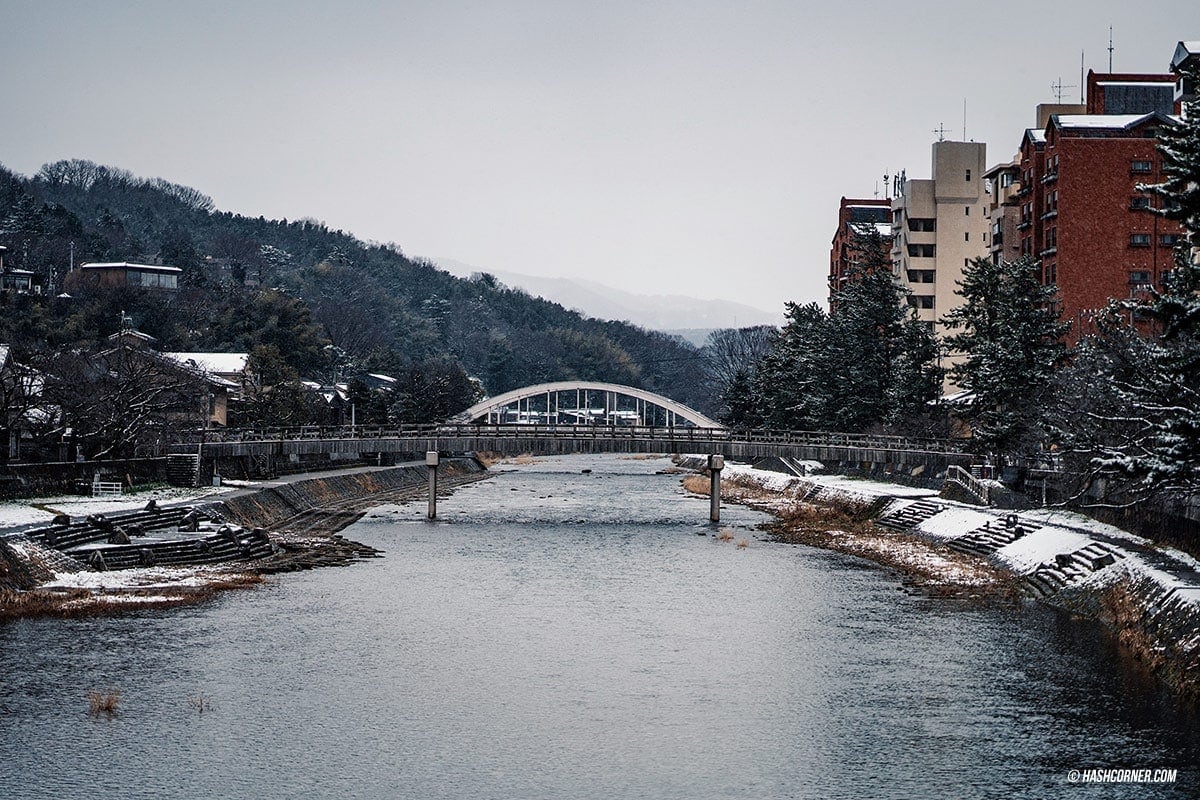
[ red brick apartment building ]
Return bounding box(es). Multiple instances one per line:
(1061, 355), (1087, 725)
(828, 197), (891, 306)
(1010, 62), (1190, 343)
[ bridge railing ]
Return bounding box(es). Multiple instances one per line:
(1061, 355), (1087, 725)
(174, 423), (967, 455)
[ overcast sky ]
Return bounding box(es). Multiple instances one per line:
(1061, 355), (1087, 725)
(1, 1), (1196, 314)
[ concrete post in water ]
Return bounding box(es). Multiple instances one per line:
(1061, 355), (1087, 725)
(708, 454), (724, 523)
(426, 451), (439, 519)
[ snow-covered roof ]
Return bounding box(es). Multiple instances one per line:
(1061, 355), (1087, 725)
(0, 344), (9, 368)
(163, 352), (249, 376)
(1024, 128), (1046, 144)
(1172, 41), (1200, 70)
(80, 262), (183, 274)
(1094, 80), (1174, 87)
(366, 372), (397, 384)
(1051, 112), (1179, 131)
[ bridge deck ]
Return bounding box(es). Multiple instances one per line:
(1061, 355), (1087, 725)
(184, 424), (972, 469)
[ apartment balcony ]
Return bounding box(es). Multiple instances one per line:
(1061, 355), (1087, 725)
(1017, 219), (1033, 231)
(1041, 171), (1058, 184)
(1040, 209), (1058, 221)
(1040, 246), (1058, 257)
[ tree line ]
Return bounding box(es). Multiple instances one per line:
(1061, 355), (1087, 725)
(709, 74), (1200, 515)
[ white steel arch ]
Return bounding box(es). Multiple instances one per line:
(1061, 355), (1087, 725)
(449, 381), (723, 428)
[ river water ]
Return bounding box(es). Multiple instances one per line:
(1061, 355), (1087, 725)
(1, 455), (1197, 799)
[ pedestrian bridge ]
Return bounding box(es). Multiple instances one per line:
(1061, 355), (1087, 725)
(448, 381), (723, 429)
(183, 381), (972, 477)
(191, 423), (971, 472)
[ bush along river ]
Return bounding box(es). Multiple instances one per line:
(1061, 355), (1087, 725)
(0, 453), (1196, 799)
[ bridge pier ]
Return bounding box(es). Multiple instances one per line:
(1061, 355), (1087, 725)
(426, 451), (439, 519)
(708, 454), (724, 523)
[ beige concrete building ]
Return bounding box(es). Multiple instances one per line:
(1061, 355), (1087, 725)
(890, 140), (991, 334)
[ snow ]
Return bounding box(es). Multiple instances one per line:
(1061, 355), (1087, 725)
(0, 485), (235, 531)
(917, 507), (995, 541)
(994, 527), (1097, 572)
(721, 462), (936, 500)
(42, 565), (237, 590)
(1054, 113), (1180, 130)
(163, 351), (248, 376)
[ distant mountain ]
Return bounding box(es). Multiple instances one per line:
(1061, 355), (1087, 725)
(430, 258), (782, 333)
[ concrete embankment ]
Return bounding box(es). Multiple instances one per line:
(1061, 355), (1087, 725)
(691, 460), (1200, 701)
(212, 457), (486, 531)
(1, 458), (489, 617)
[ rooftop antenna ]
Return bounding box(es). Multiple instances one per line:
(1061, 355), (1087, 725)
(932, 122), (947, 142)
(873, 179), (880, 199)
(1051, 77), (1077, 102)
(1108, 26), (1114, 72)
(963, 98), (968, 140)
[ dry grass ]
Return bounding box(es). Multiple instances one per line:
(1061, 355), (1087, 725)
(88, 689), (120, 717)
(187, 695), (214, 715)
(736, 538), (750, 549)
(681, 474), (710, 494)
(1, 573), (264, 621)
(505, 454), (541, 465)
(473, 451), (502, 468)
(717, 528), (735, 542)
(620, 454), (664, 461)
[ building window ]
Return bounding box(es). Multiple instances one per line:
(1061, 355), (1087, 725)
(907, 243), (935, 258)
(1130, 196), (1151, 210)
(1161, 233), (1181, 247)
(906, 270), (935, 283)
(1131, 160), (1153, 173)
(907, 218), (935, 232)
(1130, 233), (1152, 247)
(964, 232), (969, 242)
(965, 206), (970, 216)
(1045, 263), (1057, 284)
(965, 169), (972, 181)
(908, 295), (935, 309)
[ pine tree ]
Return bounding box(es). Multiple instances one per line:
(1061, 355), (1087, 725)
(942, 255), (1066, 457)
(752, 302), (832, 430)
(1053, 76), (1200, 502)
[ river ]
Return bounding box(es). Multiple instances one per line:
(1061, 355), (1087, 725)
(1, 454), (1196, 798)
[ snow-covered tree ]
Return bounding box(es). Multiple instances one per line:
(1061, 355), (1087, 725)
(942, 255), (1067, 457)
(1051, 75), (1200, 503)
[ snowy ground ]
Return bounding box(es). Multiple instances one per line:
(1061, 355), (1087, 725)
(718, 461), (1200, 612)
(0, 484), (238, 532)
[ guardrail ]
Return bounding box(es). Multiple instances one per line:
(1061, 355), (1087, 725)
(172, 423), (968, 455)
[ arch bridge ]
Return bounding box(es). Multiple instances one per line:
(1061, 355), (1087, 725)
(448, 381), (722, 429)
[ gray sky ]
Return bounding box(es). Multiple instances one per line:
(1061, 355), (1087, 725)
(2, 1), (1196, 314)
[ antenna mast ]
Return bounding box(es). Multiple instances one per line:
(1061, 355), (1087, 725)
(1051, 77), (1077, 102)
(1108, 26), (1114, 72)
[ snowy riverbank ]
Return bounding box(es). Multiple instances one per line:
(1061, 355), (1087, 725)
(702, 461), (1200, 699)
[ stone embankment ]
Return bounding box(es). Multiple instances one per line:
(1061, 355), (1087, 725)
(0, 458), (489, 617)
(685, 459), (1200, 700)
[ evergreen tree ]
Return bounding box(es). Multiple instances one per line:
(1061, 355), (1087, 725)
(887, 316), (943, 428)
(1052, 80), (1200, 502)
(942, 255), (1067, 457)
(825, 225), (908, 431)
(752, 302), (833, 430)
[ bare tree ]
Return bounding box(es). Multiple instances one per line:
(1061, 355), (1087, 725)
(702, 325), (775, 395)
(39, 344), (209, 459)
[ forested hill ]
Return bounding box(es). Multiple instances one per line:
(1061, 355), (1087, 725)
(0, 159), (710, 413)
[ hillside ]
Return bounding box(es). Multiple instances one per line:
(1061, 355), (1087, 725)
(0, 159), (712, 415)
